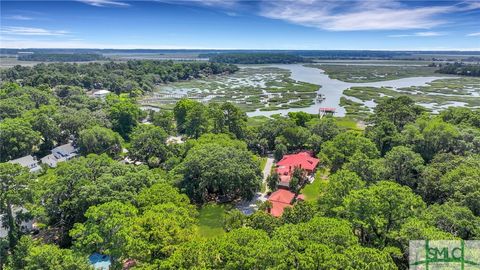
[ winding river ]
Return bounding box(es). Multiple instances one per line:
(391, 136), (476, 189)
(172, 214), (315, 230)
(246, 64), (452, 117)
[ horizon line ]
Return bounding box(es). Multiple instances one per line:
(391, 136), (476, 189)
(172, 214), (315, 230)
(2, 48), (480, 52)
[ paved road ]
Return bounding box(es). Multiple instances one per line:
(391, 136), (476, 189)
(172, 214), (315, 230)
(236, 157), (274, 215)
(262, 157), (274, 184)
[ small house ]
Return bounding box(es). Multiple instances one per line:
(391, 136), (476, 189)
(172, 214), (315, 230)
(0, 207), (35, 238)
(267, 189), (305, 217)
(52, 142), (78, 161)
(40, 142), (78, 168)
(92, 90), (111, 99)
(8, 155), (42, 173)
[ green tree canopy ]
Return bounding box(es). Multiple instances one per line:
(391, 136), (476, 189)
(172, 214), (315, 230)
(422, 201), (480, 239)
(369, 96), (425, 131)
(0, 163), (32, 251)
(150, 110), (175, 134)
(35, 154), (161, 245)
(78, 126), (123, 158)
(173, 99), (198, 134)
(184, 102), (210, 138)
(341, 181), (426, 248)
(319, 131), (379, 172)
(176, 142), (261, 203)
(9, 236), (92, 270)
(319, 169), (365, 216)
(400, 117), (459, 161)
(382, 146), (424, 189)
(107, 96), (143, 139)
(0, 118), (41, 161)
(70, 201), (138, 268)
(128, 124), (169, 166)
(209, 102), (247, 139)
(440, 159), (480, 215)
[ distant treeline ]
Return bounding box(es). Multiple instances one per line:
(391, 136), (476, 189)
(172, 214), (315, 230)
(1, 60), (238, 94)
(205, 53), (310, 64)
(17, 53), (106, 62)
(435, 62), (480, 77)
(2, 49), (480, 60)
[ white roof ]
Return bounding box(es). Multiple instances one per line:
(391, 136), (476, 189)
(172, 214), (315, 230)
(93, 90), (111, 95)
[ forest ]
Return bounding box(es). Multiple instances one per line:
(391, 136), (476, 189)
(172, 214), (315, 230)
(1, 65), (479, 269)
(0, 60), (238, 94)
(17, 53), (106, 62)
(205, 53), (310, 64)
(435, 62), (480, 77)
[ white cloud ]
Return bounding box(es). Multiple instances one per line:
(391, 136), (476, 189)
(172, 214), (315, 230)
(259, 0), (476, 31)
(77, 0), (130, 7)
(154, 0), (238, 9)
(467, 32), (480, 36)
(1, 26), (69, 36)
(415, 31), (445, 36)
(5, 15), (33, 20)
(389, 31), (446, 37)
(196, 0), (237, 8)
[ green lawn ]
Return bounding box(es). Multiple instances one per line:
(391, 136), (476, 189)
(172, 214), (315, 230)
(198, 204), (227, 238)
(247, 116), (270, 128)
(301, 170), (329, 202)
(335, 117), (363, 131)
(259, 157), (267, 171)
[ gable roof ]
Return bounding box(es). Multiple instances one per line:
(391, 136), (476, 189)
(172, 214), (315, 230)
(276, 152), (319, 172)
(9, 155), (37, 167)
(8, 155), (41, 172)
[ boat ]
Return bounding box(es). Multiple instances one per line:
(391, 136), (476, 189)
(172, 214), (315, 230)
(316, 94), (325, 102)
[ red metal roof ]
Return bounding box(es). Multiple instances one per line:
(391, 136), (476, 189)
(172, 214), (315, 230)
(268, 189), (296, 217)
(276, 152), (319, 173)
(319, 107), (336, 112)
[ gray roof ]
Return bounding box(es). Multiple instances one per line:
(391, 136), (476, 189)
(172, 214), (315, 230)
(9, 155), (37, 167)
(41, 154), (58, 167)
(52, 143), (77, 157)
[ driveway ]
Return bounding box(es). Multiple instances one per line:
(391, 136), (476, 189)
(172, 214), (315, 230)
(236, 157), (274, 215)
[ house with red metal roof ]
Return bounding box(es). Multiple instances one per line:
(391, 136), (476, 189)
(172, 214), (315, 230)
(275, 152), (319, 188)
(267, 189), (304, 217)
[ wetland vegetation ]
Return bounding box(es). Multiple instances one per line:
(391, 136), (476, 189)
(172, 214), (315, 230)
(141, 66), (320, 112)
(306, 63), (442, 82)
(342, 77), (480, 118)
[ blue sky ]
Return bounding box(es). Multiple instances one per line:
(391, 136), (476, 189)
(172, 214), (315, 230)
(1, 0), (479, 50)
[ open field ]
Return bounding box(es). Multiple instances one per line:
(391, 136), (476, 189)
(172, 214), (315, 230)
(306, 63), (443, 82)
(140, 66), (320, 112)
